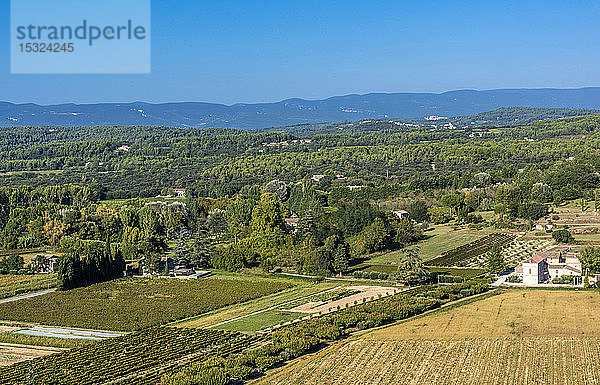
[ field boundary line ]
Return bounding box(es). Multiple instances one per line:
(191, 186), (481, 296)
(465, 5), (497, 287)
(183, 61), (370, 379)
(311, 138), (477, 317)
(247, 287), (503, 384)
(203, 286), (343, 329)
(0, 288), (56, 304)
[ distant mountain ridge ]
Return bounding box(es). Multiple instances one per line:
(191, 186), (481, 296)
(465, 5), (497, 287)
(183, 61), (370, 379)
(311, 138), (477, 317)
(3, 88), (600, 130)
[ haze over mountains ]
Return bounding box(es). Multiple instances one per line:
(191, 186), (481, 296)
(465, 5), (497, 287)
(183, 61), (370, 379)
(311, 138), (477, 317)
(3, 87), (600, 130)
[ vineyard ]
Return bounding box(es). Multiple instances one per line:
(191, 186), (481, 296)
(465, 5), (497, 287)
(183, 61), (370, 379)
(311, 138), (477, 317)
(427, 233), (516, 267)
(499, 239), (554, 268)
(0, 281), (490, 384)
(0, 277), (292, 331)
(156, 281), (489, 384)
(0, 274), (56, 300)
(0, 327), (240, 384)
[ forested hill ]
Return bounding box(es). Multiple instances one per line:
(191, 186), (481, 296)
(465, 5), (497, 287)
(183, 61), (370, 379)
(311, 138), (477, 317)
(260, 107), (600, 136)
(443, 107), (600, 127)
(4, 88), (600, 129)
(3, 113), (600, 199)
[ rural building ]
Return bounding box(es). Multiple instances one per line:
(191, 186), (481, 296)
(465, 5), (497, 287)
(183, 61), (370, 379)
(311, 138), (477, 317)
(517, 249), (582, 285)
(393, 210), (410, 220)
(159, 257), (175, 273)
(284, 215), (300, 232)
(29, 255), (57, 273)
(125, 262), (143, 277)
(173, 266), (195, 276)
(520, 253), (549, 285)
(546, 251), (582, 281)
(173, 188), (186, 198)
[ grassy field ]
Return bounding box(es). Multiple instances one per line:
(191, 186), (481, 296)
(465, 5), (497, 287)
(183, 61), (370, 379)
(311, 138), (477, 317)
(370, 289), (600, 338)
(0, 277), (292, 331)
(257, 289), (600, 385)
(367, 225), (491, 264)
(175, 281), (340, 329)
(216, 309), (304, 332)
(0, 274), (56, 300)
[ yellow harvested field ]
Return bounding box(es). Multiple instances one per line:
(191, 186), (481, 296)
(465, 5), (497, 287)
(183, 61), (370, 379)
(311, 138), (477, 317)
(0, 344), (61, 366)
(256, 289), (600, 385)
(258, 338), (600, 385)
(370, 289), (600, 339)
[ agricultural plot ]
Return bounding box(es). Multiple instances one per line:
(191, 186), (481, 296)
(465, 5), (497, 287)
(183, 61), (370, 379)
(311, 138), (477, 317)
(0, 282), (489, 385)
(0, 344), (61, 367)
(0, 327), (239, 384)
(494, 238), (554, 268)
(258, 338), (600, 385)
(205, 286), (399, 333)
(425, 266), (485, 279)
(257, 289), (600, 385)
(369, 226), (490, 264)
(0, 274), (56, 300)
(427, 233), (516, 267)
(176, 282), (340, 329)
(0, 277), (292, 331)
(216, 310), (304, 332)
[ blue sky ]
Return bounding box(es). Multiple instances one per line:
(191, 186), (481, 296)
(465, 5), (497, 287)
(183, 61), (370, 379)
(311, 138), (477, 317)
(2, 0), (600, 104)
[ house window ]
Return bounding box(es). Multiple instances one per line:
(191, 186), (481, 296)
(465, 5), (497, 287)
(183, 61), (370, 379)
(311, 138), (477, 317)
(528, 268), (531, 274)
(556, 270), (559, 275)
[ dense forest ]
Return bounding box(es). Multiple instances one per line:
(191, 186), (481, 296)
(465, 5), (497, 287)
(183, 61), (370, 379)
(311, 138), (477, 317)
(3, 113), (600, 281)
(2, 114), (600, 199)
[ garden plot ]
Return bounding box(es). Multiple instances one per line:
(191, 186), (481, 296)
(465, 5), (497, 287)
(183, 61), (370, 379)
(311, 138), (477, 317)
(464, 237), (553, 268)
(501, 239), (554, 267)
(427, 233), (516, 267)
(288, 286), (399, 314)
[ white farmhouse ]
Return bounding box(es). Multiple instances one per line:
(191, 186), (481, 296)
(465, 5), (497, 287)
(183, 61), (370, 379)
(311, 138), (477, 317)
(517, 249), (582, 285)
(521, 253), (549, 285)
(546, 251), (582, 281)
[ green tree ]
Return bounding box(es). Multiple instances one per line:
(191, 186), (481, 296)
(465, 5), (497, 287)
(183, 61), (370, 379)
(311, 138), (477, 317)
(390, 248), (430, 285)
(440, 193), (464, 218)
(56, 252), (82, 290)
(263, 179), (289, 201)
(189, 227), (213, 268)
(406, 200), (428, 222)
(485, 244), (505, 274)
(250, 193), (288, 237)
(351, 218), (391, 256)
(322, 235), (350, 275)
(225, 198), (255, 242)
(580, 246), (600, 274)
(552, 229), (574, 244)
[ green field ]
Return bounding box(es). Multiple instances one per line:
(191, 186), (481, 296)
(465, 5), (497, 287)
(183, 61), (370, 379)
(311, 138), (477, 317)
(365, 225), (492, 265)
(0, 274), (56, 300)
(0, 277), (292, 331)
(215, 309), (305, 332)
(175, 281), (340, 329)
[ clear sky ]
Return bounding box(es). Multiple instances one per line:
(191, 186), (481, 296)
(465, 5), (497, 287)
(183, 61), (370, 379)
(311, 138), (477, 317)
(2, 0), (600, 105)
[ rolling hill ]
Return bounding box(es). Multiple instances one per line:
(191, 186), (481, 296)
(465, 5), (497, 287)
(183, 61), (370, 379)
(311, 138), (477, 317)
(3, 88), (600, 130)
